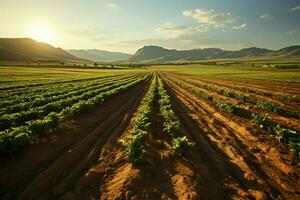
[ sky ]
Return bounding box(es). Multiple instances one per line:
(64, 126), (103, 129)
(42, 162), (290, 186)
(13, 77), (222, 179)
(0, 0), (300, 53)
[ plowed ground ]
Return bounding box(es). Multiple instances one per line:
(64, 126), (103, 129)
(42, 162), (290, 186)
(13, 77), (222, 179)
(0, 72), (299, 200)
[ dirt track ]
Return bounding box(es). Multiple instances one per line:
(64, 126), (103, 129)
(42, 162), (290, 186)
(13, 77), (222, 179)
(0, 72), (299, 200)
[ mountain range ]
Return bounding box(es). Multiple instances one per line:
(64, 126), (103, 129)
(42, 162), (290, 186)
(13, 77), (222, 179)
(0, 38), (299, 63)
(67, 49), (131, 61)
(128, 45), (300, 63)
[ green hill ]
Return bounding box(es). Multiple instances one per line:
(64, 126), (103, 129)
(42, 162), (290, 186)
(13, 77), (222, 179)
(0, 38), (85, 62)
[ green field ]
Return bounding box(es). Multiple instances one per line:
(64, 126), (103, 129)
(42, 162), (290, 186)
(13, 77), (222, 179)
(152, 64), (300, 82)
(1, 64), (299, 199)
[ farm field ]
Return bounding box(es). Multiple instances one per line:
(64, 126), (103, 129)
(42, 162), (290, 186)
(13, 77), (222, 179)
(152, 64), (300, 82)
(0, 65), (300, 200)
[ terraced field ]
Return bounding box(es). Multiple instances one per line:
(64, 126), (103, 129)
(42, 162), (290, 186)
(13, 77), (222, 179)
(0, 66), (299, 200)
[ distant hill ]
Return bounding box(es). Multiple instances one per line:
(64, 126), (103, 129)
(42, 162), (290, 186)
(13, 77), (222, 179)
(268, 45), (300, 57)
(128, 45), (300, 63)
(1, 38), (299, 64)
(68, 49), (132, 61)
(0, 38), (85, 62)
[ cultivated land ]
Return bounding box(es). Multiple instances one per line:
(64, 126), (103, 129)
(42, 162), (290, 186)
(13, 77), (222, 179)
(0, 65), (299, 200)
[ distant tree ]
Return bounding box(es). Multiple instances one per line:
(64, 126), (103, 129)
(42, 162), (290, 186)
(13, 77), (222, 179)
(38, 62), (41, 66)
(60, 61), (65, 66)
(111, 65), (114, 68)
(251, 64), (254, 67)
(94, 62), (98, 67)
(84, 64), (87, 67)
(73, 64), (76, 67)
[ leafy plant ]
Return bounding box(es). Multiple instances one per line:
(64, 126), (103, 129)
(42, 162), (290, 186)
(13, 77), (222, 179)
(163, 120), (181, 137)
(171, 136), (195, 156)
(277, 94), (295, 103)
(257, 101), (280, 113)
(123, 130), (147, 163)
(0, 126), (30, 154)
(273, 125), (298, 143)
(251, 113), (271, 128)
(122, 75), (156, 163)
(213, 98), (238, 113)
(157, 77), (194, 157)
(235, 94), (249, 102)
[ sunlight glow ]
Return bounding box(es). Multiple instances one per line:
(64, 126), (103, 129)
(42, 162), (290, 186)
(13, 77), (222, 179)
(30, 25), (53, 43)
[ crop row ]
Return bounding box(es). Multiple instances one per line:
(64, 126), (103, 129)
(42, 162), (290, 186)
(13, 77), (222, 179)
(0, 74), (148, 155)
(0, 75), (145, 131)
(169, 76), (300, 155)
(0, 74), (128, 103)
(0, 74), (138, 114)
(173, 75), (299, 118)
(230, 85), (297, 103)
(0, 75), (116, 91)
(157, 76), (194, 156)
(251, 114), (300, 155)
(122, 74), (157, 163)
(172, 78), (239, 114)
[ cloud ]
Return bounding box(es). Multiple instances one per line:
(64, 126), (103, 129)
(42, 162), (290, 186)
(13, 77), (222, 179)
(287, 30), (298, 35)
(106, 3), (118, 8)
(260, 14), (274, 21)
(195, 24), (209, 32)
(155, 23), (193, 38)
(291, 5), (300, 11)
(182, 10), (193, 17)
(183, 9), (237, 28)
(233, 23), (247, 30)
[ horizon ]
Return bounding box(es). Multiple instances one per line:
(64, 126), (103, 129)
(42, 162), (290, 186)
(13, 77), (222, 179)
(1, 0), (300, 53)
(2, 37), (300, 54)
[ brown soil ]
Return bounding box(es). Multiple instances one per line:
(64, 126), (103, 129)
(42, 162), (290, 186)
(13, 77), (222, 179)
(180, 74), (300, 96)
(167, 73), (300, 132)
(0, 77), (150, 199)
(176, 73), (300, 108)
(0, 72), (299, 200)
(161, 73), (300, 199)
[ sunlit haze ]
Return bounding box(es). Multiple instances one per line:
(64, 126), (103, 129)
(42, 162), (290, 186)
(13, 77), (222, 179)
(29, 24), (53, 43)
(1, 0), (300, 53)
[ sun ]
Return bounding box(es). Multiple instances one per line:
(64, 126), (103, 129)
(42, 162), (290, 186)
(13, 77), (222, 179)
(30, 25), (53, 43)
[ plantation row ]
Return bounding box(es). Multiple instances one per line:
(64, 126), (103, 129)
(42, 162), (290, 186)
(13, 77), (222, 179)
(0, 74), (128, 102)
(0, 75), (142, 131)
(166, 75), (300, 155)
(157, 76), (195, 156)
(0, 74), (138, 114)
(172, 74), (300, 118)
(0, 75), (116, 91)
(190, 76), (298, 103)
(123, 74), (157, 163)
(231, 84), (297, 103)
(123, 74), (194, 163)
(0, 74), (148, 155)
(171, 75), (299, 122)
